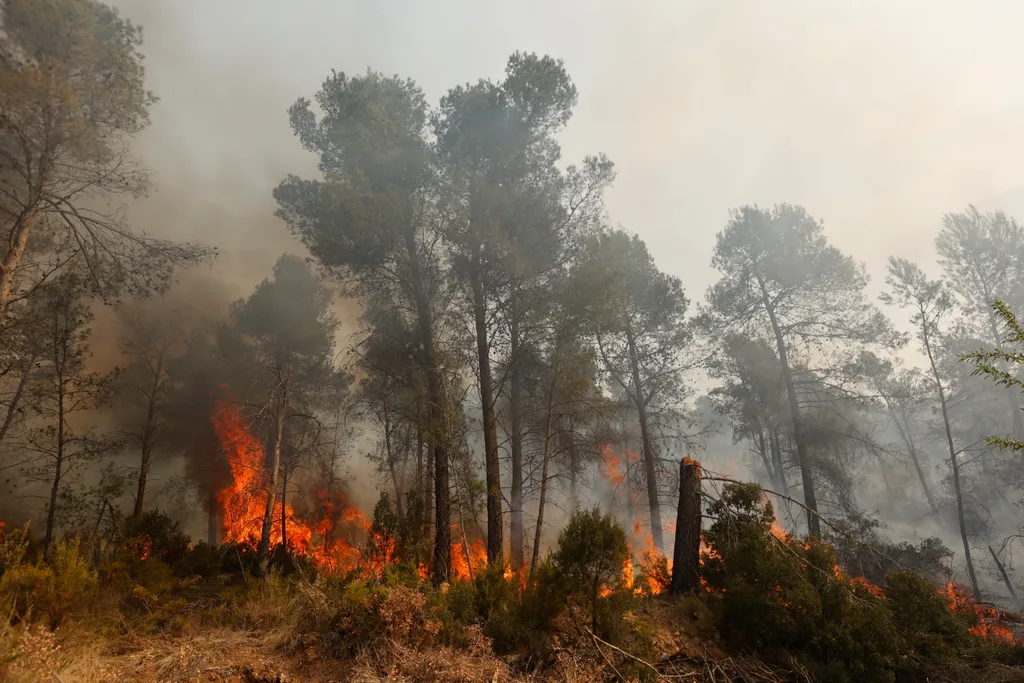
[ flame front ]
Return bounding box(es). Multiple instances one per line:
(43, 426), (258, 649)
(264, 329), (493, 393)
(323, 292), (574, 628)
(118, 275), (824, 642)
(212, 402), (368, 571)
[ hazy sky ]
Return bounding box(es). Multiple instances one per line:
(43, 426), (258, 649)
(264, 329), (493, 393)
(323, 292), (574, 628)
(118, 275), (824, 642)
(111, 0), (1024, 311)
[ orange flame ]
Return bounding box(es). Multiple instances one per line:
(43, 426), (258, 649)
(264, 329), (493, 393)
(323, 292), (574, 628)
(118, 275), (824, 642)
(212, 402), (369, 571)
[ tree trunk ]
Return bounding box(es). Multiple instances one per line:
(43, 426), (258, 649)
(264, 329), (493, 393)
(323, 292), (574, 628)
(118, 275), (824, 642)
(403, 233), (450, 584)
(280, 466), (288, 553)
(922, 322), (981, 602)
(530, 363), (559, 578)
(0, 358), (33, 443)
(567, 413), (580, 509)
(44, 378), (66, 553)
(888, 406), (938, 512)
(258, 391), (287, 573)
(0, 209), (36, 326)
(670, 458), (702, 595)
(133, 353), (164, 518)
(625, 325), (664, 552)
(471, 270), (503, 565)
(509, 291), (525, 569)
(757, 275), (820, 536)
(768, 426), (789, 496)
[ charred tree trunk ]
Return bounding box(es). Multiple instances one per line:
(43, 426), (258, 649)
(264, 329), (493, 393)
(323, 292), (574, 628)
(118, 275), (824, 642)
(758, 274), (820, 536)
(471, 269), (503, 565)
(625, 325), (664, 552)
(670, 458), (702, 595)
(509, 291), (525, 569)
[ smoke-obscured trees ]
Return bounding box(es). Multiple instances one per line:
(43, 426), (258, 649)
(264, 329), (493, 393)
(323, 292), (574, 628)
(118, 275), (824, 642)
(274, 71), (457, 582)
(0, 0), (213, 324)
(578, 229), (691, 553)
(882, 256), (981, 602)
(17, 273), (120, 550)
(936, 206), (1024, 441)
(705, 204), (898, 536)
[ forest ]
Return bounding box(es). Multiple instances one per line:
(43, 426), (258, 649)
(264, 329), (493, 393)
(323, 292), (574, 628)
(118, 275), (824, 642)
(4, 1), (1024, 681)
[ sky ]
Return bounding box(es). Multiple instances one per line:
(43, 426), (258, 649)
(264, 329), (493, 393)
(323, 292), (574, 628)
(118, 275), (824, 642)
(110, 0), (1024, 318)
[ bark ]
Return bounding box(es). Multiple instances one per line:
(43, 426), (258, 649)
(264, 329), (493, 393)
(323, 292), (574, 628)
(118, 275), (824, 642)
(758, 274), (820, 536)
(923, 321), (981, 602)
(471, 269), (503, 565)
(258, 386), (288, 573)
(509, 291), (525, 569)
(0, 209), (36, 325)
(625, 324), (664, 552)
(133, 353), (165, 518)
(670, 458), (702, 595)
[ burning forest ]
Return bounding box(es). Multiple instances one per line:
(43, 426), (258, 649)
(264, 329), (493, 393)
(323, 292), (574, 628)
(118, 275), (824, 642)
(7, 0), (1024, 680)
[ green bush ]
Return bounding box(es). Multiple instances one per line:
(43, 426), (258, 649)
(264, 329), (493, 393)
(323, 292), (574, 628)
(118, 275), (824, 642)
(552, 507), (629, 633)
(0, 538), (98, 629)
(700, 483), (914, 683)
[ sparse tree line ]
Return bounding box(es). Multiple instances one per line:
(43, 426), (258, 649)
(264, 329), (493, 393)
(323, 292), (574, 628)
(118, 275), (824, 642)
(6, 0), (1024, 609)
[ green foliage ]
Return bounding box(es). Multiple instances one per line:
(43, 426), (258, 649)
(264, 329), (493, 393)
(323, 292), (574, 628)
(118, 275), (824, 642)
(122, 510), (190, 567)
(700, 483), (980, 683)
(0, 538), (97, 629)
(552, 507), (629, 633)
(961, 300), (1024, 453)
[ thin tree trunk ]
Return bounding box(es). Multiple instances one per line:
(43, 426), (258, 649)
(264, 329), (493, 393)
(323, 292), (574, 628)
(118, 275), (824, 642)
(989, 544), (1019, 608)
(470, 270), (503, 565)
(758, 274), (820, 536)
(280, 466), (288, 553)
(922, 322), (981, 602)
(509, 291), (525, 569)
(0, 358), (33, 443)
(625, 325), (664, 552)
(567, 413), (580, 509)
(768, 426), (789, 496)
(888, 405), (938, 512)
(530, 363), (559, 579)
(133, 353), (164, 518)
(258, 387), (288, 572)
(44, 376), (65, 553)
(403, 232), (450, 585)
(670, 458), (702, 595)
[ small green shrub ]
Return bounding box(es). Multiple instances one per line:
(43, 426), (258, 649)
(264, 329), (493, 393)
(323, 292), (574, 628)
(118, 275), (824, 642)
(553, 507), (629, 633)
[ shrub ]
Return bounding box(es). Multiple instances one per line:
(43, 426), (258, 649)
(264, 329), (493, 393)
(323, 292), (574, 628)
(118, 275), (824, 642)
(0, 538), (97, 629)
(701, 483), (905, 683)
(553, 508), (629, 633)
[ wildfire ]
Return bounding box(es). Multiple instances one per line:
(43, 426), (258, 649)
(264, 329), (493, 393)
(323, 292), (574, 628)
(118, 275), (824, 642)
(211, 402), (368, 571)
(940, 582), (1017, 644)
(450, 526), (487, 581)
